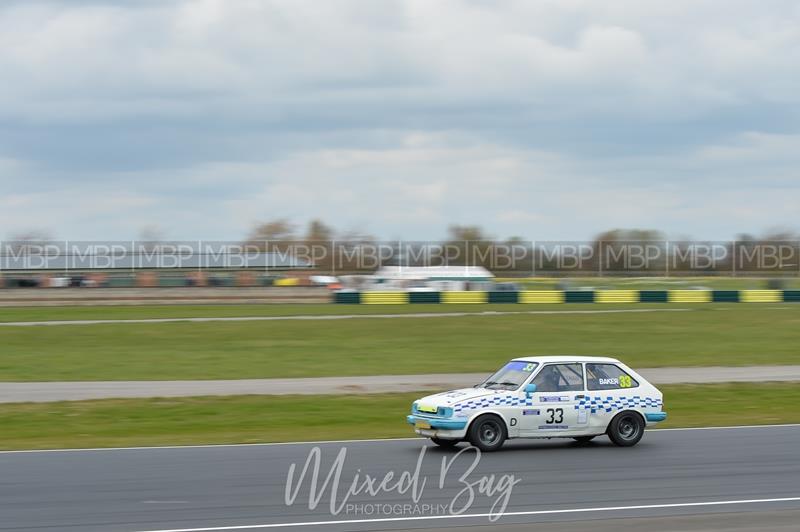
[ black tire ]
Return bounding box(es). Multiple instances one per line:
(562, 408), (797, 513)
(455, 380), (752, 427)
(572, 435), (596, 443)
(431, 437), (459, 449)
(607, 411), (645, 447)
(468, 414), (507, 452)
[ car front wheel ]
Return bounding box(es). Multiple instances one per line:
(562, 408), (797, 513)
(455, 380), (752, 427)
(607, 411), (645, 447)
(468, 414), (507, 452)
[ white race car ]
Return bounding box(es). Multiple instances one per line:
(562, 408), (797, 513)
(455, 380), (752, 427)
(407, 355), (666, 451)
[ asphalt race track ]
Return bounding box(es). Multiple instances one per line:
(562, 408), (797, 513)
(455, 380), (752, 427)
(1, 425), (799, 531)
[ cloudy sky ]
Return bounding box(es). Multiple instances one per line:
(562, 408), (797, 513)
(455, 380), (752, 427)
(1, 0), (798, 241)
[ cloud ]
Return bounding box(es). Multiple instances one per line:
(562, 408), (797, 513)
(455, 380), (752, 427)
(0, 0), (798, 239)
(697, 132), (800, 164)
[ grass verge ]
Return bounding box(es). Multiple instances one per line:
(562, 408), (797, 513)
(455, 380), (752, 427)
(1, 299), (799, 324)
(0, 303), (549, 322)
(1, 383), (798, 450)
(1, 304), (799, 381)
(0, 302), (774, 323)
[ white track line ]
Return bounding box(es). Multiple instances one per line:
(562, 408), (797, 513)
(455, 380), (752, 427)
(0, 423), (798, 454)
(652, 423), (800, 432)
(0, 308), (691, 327)
(134, 496), (800, 531)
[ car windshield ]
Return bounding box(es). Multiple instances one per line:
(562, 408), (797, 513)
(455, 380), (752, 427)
(478, 361), (539, 390)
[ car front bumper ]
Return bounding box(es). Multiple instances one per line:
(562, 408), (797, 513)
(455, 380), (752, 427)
(645, 412), (668, 423)
(406, 414), (468, 431)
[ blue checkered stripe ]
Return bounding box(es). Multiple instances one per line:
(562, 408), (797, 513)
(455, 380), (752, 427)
(453, 394), (532, 414)
(577, 395), (662, 413)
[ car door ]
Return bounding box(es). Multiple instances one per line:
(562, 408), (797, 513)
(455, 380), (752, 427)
(518, 363), (586, 436)
(583, 362), (643, 434)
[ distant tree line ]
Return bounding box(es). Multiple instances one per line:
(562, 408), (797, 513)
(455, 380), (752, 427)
(242, 221), (800, 275)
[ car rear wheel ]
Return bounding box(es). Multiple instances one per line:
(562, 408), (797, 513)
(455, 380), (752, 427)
(607, 411), (645, 447)
(431, 437), (459, 449)
(468, 414), (507, 452)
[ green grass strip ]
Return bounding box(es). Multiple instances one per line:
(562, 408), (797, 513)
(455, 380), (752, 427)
(1, 305), (800, 381)
(1, 383), (798, 450)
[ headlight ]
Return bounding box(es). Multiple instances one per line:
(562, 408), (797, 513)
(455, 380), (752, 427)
(437, 406), (453, 417)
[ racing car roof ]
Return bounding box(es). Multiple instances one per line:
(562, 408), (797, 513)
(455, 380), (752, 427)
(511, 355), (622, 364)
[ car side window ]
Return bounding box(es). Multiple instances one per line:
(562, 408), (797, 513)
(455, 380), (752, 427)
(531, 363), (584, 392)
(586, 363), (639, 390)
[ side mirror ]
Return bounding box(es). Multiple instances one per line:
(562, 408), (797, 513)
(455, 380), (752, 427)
(525, 383), (537, 398)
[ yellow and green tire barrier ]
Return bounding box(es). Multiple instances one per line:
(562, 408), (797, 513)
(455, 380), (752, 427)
(334, 289), (800, 304)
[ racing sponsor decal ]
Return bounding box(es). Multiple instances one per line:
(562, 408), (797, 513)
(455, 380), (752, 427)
(506, 361), (536, 372)
(540, 396), (570, 403)
(538, 425), (569, 430)
(522, 409), (540, 416)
